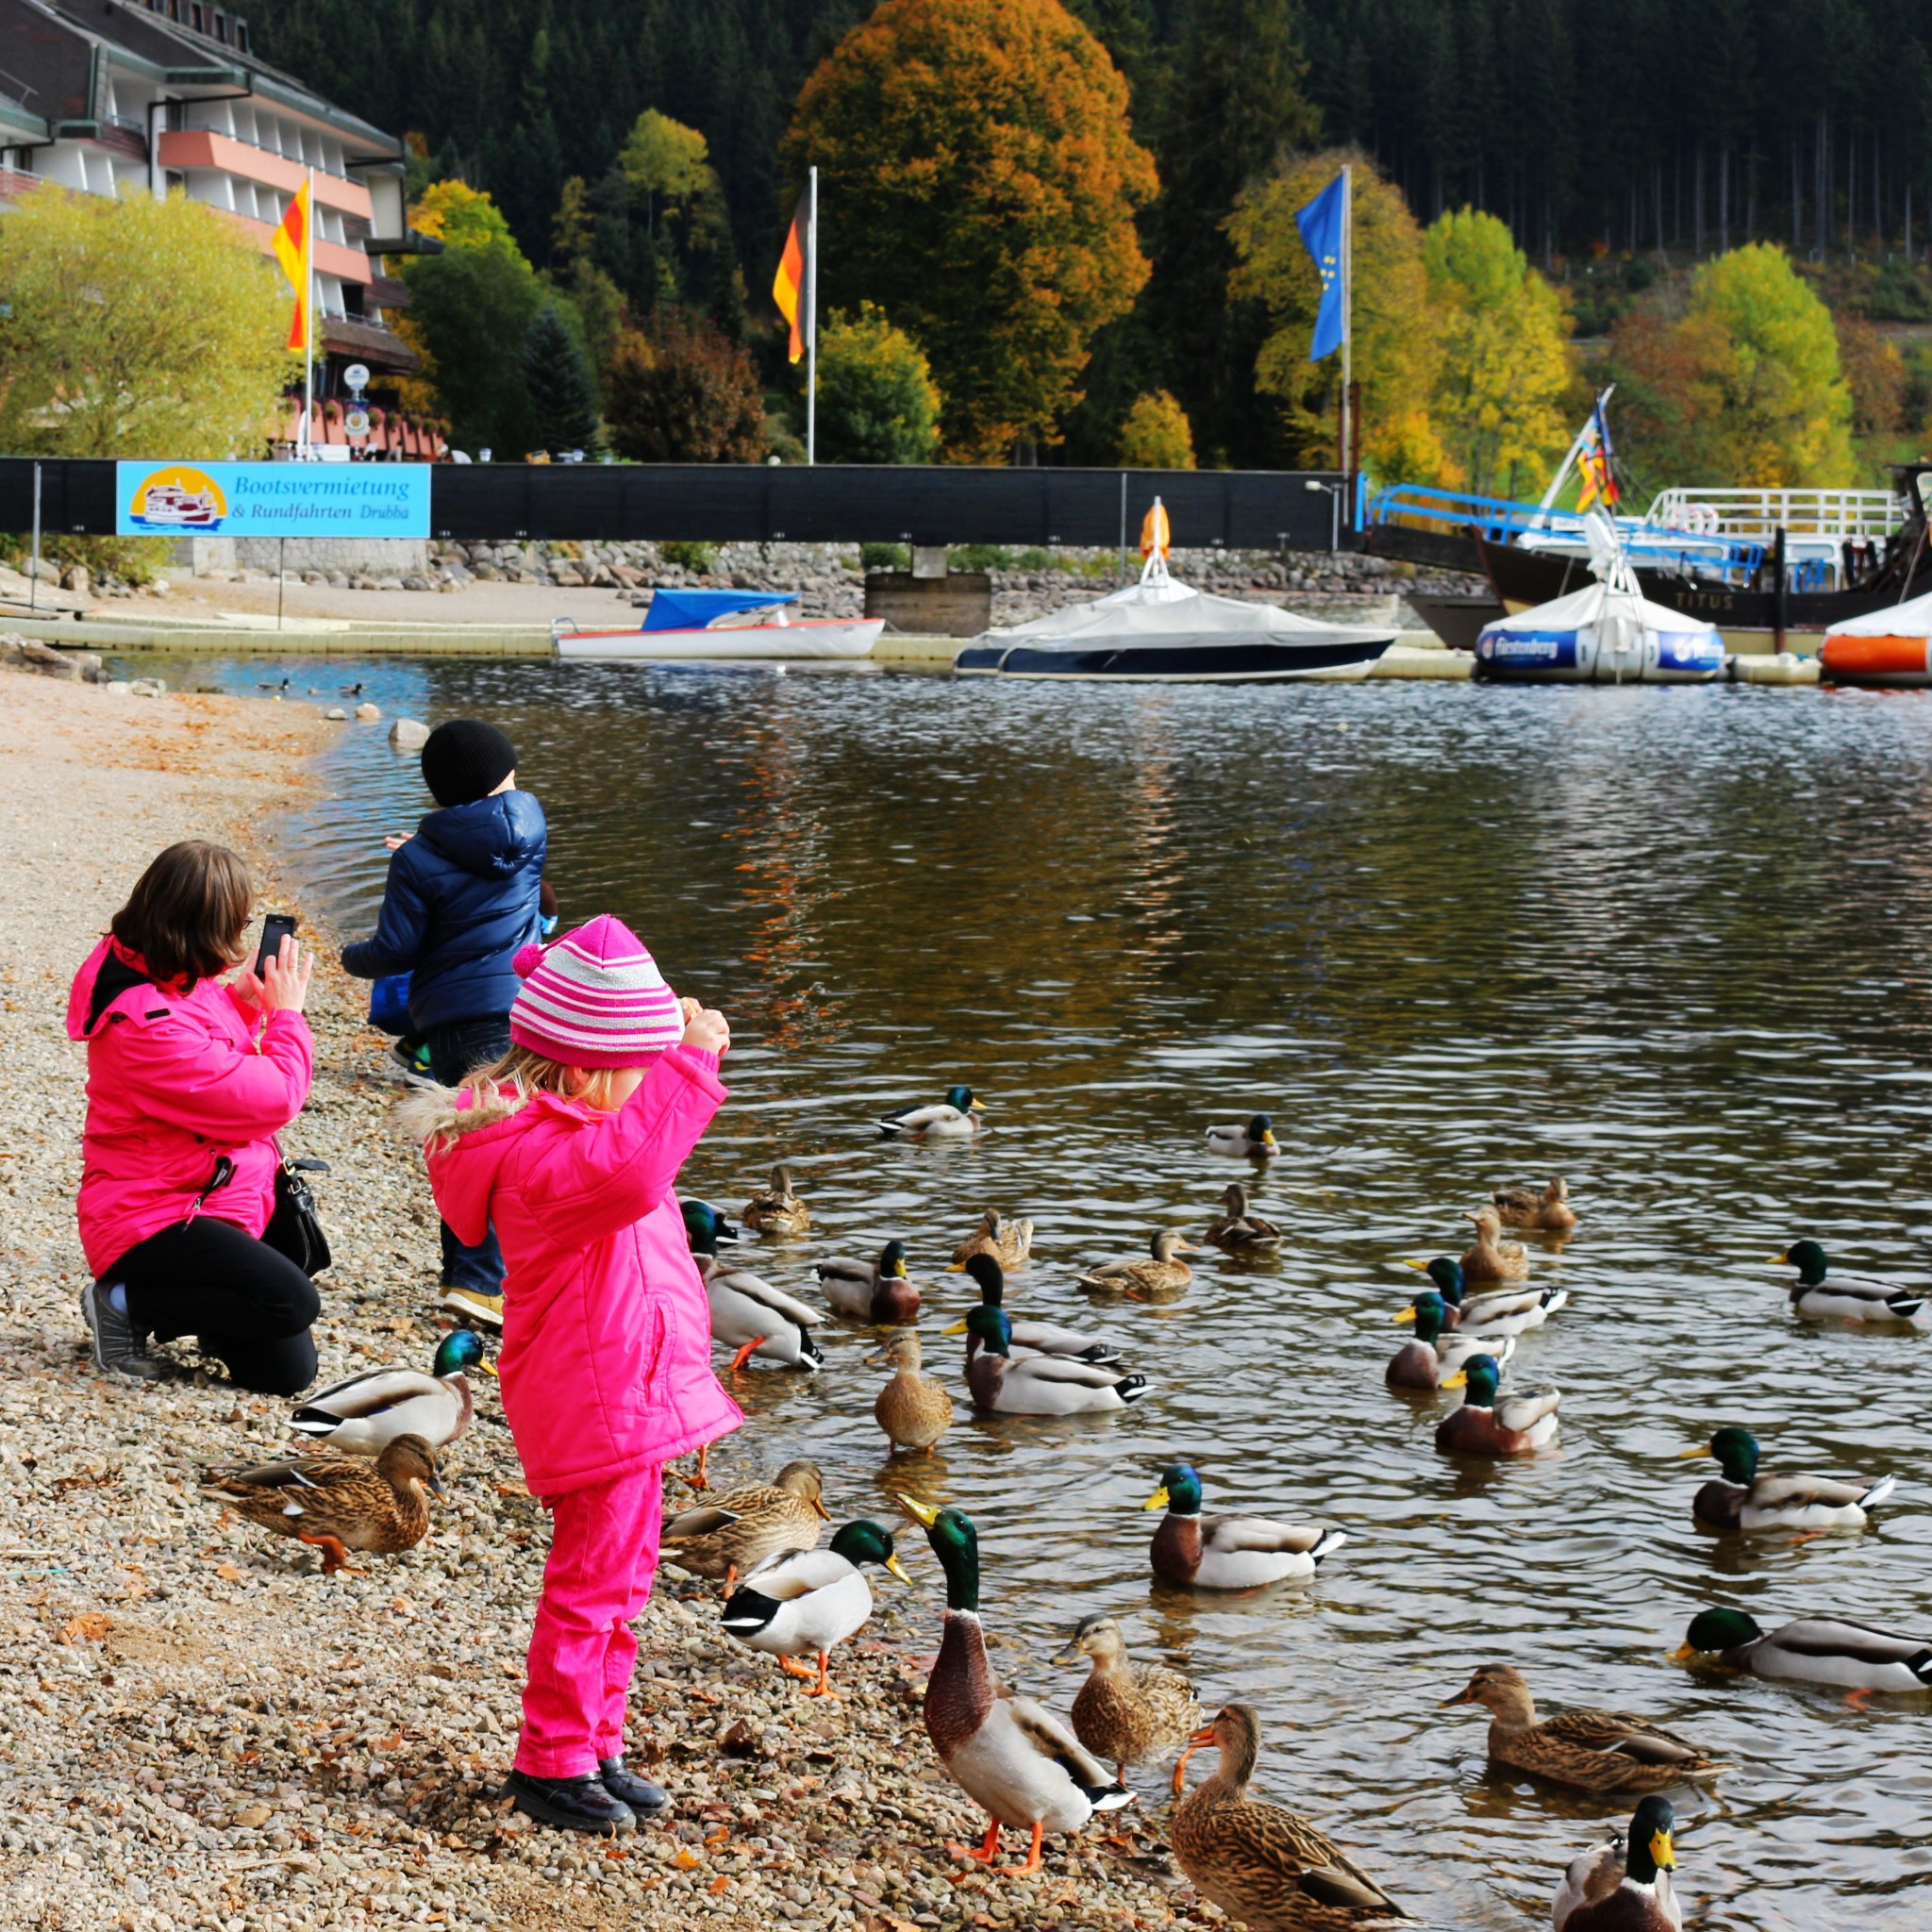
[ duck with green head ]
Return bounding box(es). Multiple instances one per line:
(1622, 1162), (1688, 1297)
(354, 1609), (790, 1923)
(1206, 1113), (1279, 1158)
(816, 1239), (922, 1324)
(1553, 1794), (1681, 1931)
(1680, 1425), (1895, 1533)
(684, 1198), (824, 1379)
(1399, 1256), (1566, 1334)
(1386, 1292), (1516, 1391)
(289, 1329), (493, 1453)
(903, 1497), (1130, 1875)
(955, 1305), (1149, 1414)
(952, 1255), (1121, 1364)
(1433, 1354), (1560, 1457)
(876, 1086), (985, 1141)
(1772, 1240), (1926, 1324)
(1144, 1462), (1345, 1591)
(1675, 1607), (1932, 1696)
(720, 1519), (911, 1697)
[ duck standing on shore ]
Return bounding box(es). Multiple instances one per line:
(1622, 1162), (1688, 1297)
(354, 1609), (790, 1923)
(288, 1329), (491, 1452)
(660, 1460), (829, 1593)
(1680, 1426), (1896, 1533)
(1055, 1613), (1201, 1784)
(1144, 1463), (1345, 1590)
(720, 1519), (910, 1697)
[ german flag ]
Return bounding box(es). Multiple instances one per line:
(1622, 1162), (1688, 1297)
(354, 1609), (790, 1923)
(272, 180), (312, 352)
(772, 186), (811, 364)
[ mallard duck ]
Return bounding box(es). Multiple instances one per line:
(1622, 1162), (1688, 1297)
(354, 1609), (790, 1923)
(1054, 1613), (1202, 1782)
(1077, 1229), (1202, 1299)
(1460, 1208), (1529, 1283)
(1204, 1182), (1285, 1256)
(876, 1085), (984, 1140)
(288, 1330), (491, 1453)
(684, 1198), (824, 1375)
(1675, 1607), (1932, 1697)
(1773, 1241), (1926, 1324)
(957, 1306), (1148, 1414)
(1434, 1355), (1559, 1457)
(869, 1332), (955, 1453)
(816, 1240), (923, 1324)
(742, 1162), (811, 1236)
(1491, 1176), (1578, 1232)
(660, 1459), (829, 1592)
(1385, 1293), (1514, 1391)
(1172, 1704), (1412, 1928)
(1144, 1463), (1344, 1591)
(1681, 1425), (1895, 1533)
(1439, 1665), (1728, 1795)
(950, 1208), (1034, 1272)
(1554, 1796), (1682, 1931)
(904, 1498), (1131, 1875)
(201, 1433), (442, 1575)
(1206, 1113), (1279, 1158)
(720, 1518), (910, 1696)
(1402, 1257), (1566, 1334)
(953, 1255), (1122, 1364)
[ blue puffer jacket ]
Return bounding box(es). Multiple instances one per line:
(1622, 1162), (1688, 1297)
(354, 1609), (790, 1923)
(341, 791), (547, 1032)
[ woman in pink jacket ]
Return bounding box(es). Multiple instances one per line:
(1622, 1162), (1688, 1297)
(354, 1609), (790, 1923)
(409, 914), (741, 1837)
(69, 841), (320, 1391)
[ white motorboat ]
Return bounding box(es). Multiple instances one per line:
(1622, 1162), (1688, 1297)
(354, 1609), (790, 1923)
(555, 589), (882, 660)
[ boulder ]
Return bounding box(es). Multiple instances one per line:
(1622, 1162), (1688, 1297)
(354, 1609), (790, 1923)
(0, 636), (105, 681)
(356, 701), (383, 722)
(389, 716), (430, 750)
(324, 707), (348, 720)
(128, 677), (167, 698)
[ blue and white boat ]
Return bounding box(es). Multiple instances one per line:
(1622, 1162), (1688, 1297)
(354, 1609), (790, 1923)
(554, 588), (882, 660)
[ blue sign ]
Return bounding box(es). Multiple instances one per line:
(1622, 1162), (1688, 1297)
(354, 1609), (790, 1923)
(115, 461), (431, 538)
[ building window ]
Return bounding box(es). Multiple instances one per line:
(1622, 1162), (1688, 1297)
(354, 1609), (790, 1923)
(190, 3), (204, 31)
(235, 18), (248, 50)
(213, 10), (228, 41)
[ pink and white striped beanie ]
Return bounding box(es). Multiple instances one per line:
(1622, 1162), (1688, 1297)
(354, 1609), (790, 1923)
(508, 915), (683, 1068)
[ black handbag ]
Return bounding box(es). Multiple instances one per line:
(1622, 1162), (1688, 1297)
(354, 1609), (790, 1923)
(265, 1149), (333, 1277)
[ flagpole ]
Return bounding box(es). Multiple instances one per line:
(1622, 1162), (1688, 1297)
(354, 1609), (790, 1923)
(1340, 163), (1352, 481)
(806, 164), (818, 467)
(302, 169), (315, 459)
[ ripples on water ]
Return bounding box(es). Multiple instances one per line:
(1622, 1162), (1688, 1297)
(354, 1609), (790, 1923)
(140, 658), (1932, 1925)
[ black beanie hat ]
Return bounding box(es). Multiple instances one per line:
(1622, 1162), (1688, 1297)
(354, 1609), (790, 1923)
(421, 719), (517, 808)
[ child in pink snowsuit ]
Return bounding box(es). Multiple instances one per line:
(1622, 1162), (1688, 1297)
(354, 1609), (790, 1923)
(417, 914), (740, 1836)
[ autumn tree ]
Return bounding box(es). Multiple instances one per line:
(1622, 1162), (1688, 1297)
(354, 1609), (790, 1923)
(1422, 208), (1572, 498)
(1118, 391), (1196, 467)
(1836, 315), (1907, 441)
(786, 0), (1158, 460)
(816, 305), (942, 463)
(1229, 149), (1445, 478)
(605, 311), (765, 461)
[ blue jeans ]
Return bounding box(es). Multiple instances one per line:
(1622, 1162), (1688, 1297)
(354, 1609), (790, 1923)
(425, 1016), (511, 1297)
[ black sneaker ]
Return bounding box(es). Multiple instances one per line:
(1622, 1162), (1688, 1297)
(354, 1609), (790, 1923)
(503, 1769), (635, 1836)
(598, 1758), (669, 1818)
(389, 1040), (435, 1087)
(80, 1281), (173, 1382)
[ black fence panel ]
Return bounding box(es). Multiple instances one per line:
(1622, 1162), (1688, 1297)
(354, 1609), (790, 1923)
(0, 458), (1350, 551)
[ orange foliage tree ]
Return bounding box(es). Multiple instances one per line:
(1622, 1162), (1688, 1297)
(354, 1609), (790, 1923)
(784, 0), (1157, 461)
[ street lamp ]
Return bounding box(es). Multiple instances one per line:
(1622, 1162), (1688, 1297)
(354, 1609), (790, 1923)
(1305, 476), (1344, 553)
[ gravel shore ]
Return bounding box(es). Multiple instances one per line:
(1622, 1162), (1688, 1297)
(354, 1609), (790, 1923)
(0, 670), (1201, 1932)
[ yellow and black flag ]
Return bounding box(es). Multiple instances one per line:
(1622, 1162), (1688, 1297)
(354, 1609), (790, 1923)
(772, 185), (813, 364)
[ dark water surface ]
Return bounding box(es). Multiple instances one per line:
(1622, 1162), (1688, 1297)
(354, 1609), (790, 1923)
(148, 657), (1932, 1926)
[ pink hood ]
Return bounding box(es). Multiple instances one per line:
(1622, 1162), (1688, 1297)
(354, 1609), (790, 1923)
(67, 936), (314, 1276)
(423, 1043), (741, 1495)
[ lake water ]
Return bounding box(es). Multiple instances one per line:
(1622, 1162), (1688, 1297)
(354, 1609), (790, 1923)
(145, 656), (1932, 1926)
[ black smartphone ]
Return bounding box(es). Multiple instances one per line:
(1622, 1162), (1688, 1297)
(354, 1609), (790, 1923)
(254, 912), (298, 976)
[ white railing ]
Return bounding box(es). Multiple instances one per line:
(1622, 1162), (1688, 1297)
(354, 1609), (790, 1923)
(1645, 487), (1906, 541)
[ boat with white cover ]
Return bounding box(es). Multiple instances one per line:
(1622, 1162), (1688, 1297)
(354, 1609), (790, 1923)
(554, 589), (882, 660)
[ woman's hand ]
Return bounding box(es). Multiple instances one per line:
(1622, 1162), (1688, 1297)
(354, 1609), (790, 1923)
(682, 1006), (730, 1057)
(236, 935), (312, 1014)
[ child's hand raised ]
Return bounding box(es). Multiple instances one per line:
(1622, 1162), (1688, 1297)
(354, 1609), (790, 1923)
(682, 1006), (730, 1057)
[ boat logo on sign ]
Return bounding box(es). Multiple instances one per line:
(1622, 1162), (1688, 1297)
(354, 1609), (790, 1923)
(125, 465), (228, 530)
(1482, 630), (1568, 663)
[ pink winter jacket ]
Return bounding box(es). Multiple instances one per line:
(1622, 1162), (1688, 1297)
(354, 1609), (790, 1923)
(66, 936), (315, 1277)
(424, 1043), (742, 1496)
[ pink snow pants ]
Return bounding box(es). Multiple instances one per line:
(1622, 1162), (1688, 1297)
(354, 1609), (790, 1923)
(514, 1463), (663, 1778)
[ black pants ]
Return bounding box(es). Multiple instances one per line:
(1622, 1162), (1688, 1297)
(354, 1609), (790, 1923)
(110, 1213), (321, 1396)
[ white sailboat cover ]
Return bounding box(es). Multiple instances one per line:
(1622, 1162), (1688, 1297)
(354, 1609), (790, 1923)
(1824, 587), (1932, 637)
(1481, 575), (1718, 645)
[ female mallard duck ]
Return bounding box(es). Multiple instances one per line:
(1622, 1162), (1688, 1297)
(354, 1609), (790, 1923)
(876, 1086), (985, 1140)
(660, 1459), (829, 1593)
(1773, 1241), (1926, 1324)
(1491, 1176), (1578, 1232)
(720, 1518), (911, 1696)
(816, 1240), (923, 1324)
(288, 1330), (491, 1453)
(1144, 1463), (1345, 1590)
(904, 1498), (1131, 1875)
(1204, 1182), (1285, 1255)
(1402, 1257), (1566, 1334)
(1681, 1425), (1895, 1533)
(1439, 1665), (1728, 1795)
(1054, 1613), (1202, 1782)
(1077, 1229), (1201, 1300)
(1385, 1293), (1514, 1391)
(1172, 1704), (1412, 1929)
(1434, 1355), (1559, 1457)
(870, 1332), (955, 1454)
(684, 1199), (824, 1376)
(1674, 1607), (1932, 1697)
(950, 1208), (1034, 1272)
(954, 1255), (1122, 1364)
(1554, 1796), (1681, 1932)
(742, 1162), (811, 1236)
(200, 1433), (442, 1576)
(1460, 1208), (1529, 1283)
(958, 1306), (1148, 1414)
(1206, 1113), (1279, 1158)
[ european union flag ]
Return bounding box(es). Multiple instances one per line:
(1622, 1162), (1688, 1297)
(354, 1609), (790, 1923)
(1295, 172), (1348, 362)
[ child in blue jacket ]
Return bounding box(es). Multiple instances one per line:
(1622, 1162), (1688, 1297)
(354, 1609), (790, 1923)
(342, 718), (545, 1327)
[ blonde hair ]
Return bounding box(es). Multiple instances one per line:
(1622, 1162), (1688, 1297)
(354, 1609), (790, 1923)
(396, 1042), (637, 1149)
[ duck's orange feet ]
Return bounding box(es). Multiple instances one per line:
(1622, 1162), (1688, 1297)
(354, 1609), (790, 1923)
(994, 1822), (1045, 1876)
(728, 1338), (766, 1372)
(778, 1655), (819, 1679)
(690, 1442), (711, 1491)
(297, 1533), (364, 1576)
(795, 1651), (840, 1697)
(1844, 1688), (1874, 1712)
(946, 1820), (1003, 1865)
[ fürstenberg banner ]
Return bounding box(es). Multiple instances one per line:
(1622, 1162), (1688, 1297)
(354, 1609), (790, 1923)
(113, 461), (431, 538)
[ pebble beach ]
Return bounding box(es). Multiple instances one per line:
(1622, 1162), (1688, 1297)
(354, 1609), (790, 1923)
(0, 668), (1194, 1932)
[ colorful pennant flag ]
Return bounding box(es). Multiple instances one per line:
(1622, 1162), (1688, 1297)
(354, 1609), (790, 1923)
(772, 187), (812, 364)
(1295, 172), (1349, 363)
(271, 180), (312, 352)
(1140, 498), (1171, 561)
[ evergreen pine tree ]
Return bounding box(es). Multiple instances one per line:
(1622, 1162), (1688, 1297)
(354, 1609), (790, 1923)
(521, 306), (603, 458)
